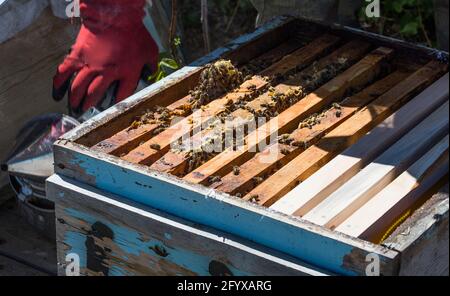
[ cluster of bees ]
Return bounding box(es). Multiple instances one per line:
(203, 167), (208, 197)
(127, 106), (168, 133)
(188, 60), (244, 110)
(255, 86), (305, 119)
(129, 55), (354, 196)
(300, 57), (349, 92)
(277, 101), (344, 150)
(127, 60), (244, 137)
(127, 105), (189, 136)
(186, 148), (213, 173)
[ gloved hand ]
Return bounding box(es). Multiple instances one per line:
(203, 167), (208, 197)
(53, 0), (159, 114)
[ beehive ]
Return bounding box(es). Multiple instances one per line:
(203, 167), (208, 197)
(49, 17), (449, 275)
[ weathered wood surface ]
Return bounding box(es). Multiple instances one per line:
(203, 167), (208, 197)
(90, 36), (311, 156)
(243, 61), (447, 206)
(90, 95), (192, 156)
(61, 16), (449, 147)
(49, 16), (450, 276)
(0, 8), (77, 187)
(53, 141), (400, 275)
(184, 47), (394, 185)
(71, 17), (295, 148)
(383, 184), (449, 276)
(303, 102), (449, 228)
(272, 74), (450, 216)
(336, 136), (448, 241)
(122, 34), (342, 166)
(47, 174), (331, 276)
(150, 40), (371, 176)
(212, 71), (408, 195)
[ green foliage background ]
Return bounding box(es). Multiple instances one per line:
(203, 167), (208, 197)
(177, 0), (440, 64)
(359, 0), (437, 47)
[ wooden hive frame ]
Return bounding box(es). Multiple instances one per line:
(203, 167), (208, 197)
(51, 17), (449, 275)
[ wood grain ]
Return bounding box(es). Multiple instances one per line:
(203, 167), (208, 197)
(336, 136), (448, 240)
(122, 34), (342, 165)
(151, 40), (372, 176)
(90, 37), (310, 156)
(212, 71), (408, 195)
(0, 9), (77, 187)
(47, 175), (332, 276)
(243, 61), (448, 206)
(184, 47), (394, 185)
(272, 74), (449, 215)
(302, 102), (449, 228)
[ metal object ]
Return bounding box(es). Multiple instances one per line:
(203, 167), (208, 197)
(1, 113), (79, 239)
(0, 108), (105, 239)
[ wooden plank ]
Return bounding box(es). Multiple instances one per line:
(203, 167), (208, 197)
(53, 141), (400, 275)
(336, 136), (448, 240)
(257, 34), (339, 77)
(151, 40), (372, 176)
(48, 174), (330, 276)
(0, 8), (76, 187)
(211, 71), (408, 195)
(272, 74), (450, 215)
(302, 102), (449, 229)
(184, 47), (395, 185)
(122, 35), (342, 165)
(243, 61), (448, 206)
(119, 76), (266, 162)
(91, 38), (309, 156)
(382, 183), (449, 276)
(90, 95), (191, 156)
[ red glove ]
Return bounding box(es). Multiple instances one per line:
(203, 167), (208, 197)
(53, 0), (159, 113)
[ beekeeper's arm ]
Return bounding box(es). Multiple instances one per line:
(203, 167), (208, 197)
(52, 0), (159, 114)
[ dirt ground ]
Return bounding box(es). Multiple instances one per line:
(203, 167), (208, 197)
(0, 188), (56, 276)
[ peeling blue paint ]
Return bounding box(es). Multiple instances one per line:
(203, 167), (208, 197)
(108, 265), (130, 276)
(65, 152), (360, 275)
(64, 231), (88, 271)
(64, 208), (248, 276)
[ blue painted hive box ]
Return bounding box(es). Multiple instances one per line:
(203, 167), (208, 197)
(47, 17), (449, 276)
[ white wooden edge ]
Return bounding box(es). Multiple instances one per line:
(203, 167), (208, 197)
(336, 135), (449, 237)
(302, 101), (449, 227)
(271, 73), (449, 215)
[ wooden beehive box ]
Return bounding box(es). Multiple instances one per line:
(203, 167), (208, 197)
(47, 17), (449, 276)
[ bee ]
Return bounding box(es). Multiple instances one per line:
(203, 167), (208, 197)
(252, 177), (264, 186)
(249, 195), (260, 203)
(128, 120), (141, 131)
(281, 148), (291, 155)
(332, 102), (342, 110)
(150, 144), (161, 151)
(153, 127), (165, 136)
(209, 175), (222, 184)
(299, 122), (309, 129)
(247, 84), (257, 91)
(233, 166), (240, 176)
